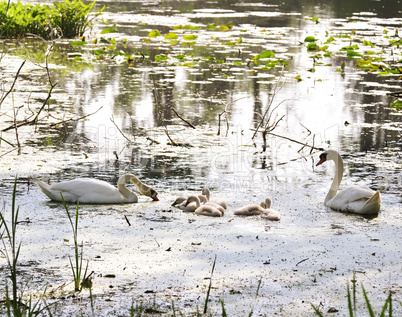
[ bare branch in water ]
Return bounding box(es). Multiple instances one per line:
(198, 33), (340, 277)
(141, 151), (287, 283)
(218, 97), (246, 136)
(171, 107), (196, 129)
(164, 125), (193, 147)
(252, 76), (285, 140)
(164, 126), (178, 146)
(0, 60), (26, 108)
(110, 115), (132, 143)
(266, 132), (324, 151)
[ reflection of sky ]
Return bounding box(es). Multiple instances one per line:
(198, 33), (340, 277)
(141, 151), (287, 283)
(4, 0), (398, 194)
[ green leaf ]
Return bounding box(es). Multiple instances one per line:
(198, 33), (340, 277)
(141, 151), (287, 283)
(363, 40), (375, 47)
(347, 50), (362, 57)
(148, 30), (161, 37)
(311, 17), (319, 23)
(155, 54), (168, 62)
(94, 49), (107, 56)
(101, 27), (117, 34)
(164, 32), (178, 39)
(70, 41), (87, 46)
(207, 24), (217, 30)
(183, 34), (198, 40)
(304, 36), (316, 42)
(307, 43), (319, 51)
(260, 50), (275, 58)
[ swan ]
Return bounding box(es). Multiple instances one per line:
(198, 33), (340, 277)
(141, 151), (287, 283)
(201, 187), (227, 209)
(259, 198), (281, 221)
(185, 196), (224, 217)
(171, 195), (207, 212)
(233, 202), (265, 216)
(316, 149), (381, 215)
(36, 174), (159, 204)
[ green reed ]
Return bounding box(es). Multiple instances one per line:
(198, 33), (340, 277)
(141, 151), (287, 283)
(61, 194), (89, 292)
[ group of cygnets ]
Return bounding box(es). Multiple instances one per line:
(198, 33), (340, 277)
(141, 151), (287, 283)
(172, 187), (281, 221)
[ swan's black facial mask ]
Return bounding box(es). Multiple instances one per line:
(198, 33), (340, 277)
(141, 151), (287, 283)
(150, 189), (159, 201)
(316, 152), (328, 166)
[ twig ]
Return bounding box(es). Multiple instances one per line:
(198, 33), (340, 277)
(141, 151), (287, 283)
(0, 60), (26, 107)
(299, 122), (312, 136)
(49, 106), (102, 127)
(217, 97), (245, 136)
(2, 106), (102, 132)
(170, 107), (196, 129)
(34, 81), (57, 126)
(124, 215), (131, 226)
(164, 126), (178, 146)
(266, 132), (324, 151)
(13, 104), (21, 154)
(146, 136), (160, 145)
(296, 258), (309, 266)
(252, 78), (285, 139)
(110, 115), (131, 142)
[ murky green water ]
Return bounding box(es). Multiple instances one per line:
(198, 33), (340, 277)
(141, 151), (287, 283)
(0, 0), (401, 315)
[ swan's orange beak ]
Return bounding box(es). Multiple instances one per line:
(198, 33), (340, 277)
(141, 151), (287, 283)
(316, 157), (326, 166)
(316, 152), (328, 166)
(151, 191), (159, 201)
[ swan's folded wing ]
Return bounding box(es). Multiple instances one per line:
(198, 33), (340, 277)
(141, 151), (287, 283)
(328, 186), (377, 213)
(51, 178), (119, 202)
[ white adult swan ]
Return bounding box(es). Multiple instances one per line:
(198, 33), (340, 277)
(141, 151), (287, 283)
(185, 196), (224, 217)
(316, 149), (381, 215)
(36, 174), (159, 204)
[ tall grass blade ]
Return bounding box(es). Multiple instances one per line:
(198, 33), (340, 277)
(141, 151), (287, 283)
(352, 272), (357, 312)
(203, 255), (217, 314)
(219, 299), (227, 317)
(347, 283), (354, 317)
(62, 193), (88, 291)
(379, 291), (392, 317)
(361, 284), (376, 317)
(311, 303), (324, 317)
(248, 277), (262, 317)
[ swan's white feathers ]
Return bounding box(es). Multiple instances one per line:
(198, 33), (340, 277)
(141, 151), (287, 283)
(38, 178), (126, 203)
(317, 149), (381, 215)
(328, 187), (381, 215)
(37, 174), (158, 204)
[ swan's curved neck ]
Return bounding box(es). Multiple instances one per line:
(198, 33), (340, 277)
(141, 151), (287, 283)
(202, 187), (210, 201)
(325, 152), (344, 204)
(117, 174), (148, 202)
(264, 198), (272, 209)
(187, 196), (201, 207)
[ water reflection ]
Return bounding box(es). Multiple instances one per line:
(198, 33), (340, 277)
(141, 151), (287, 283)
(1, 0), (401, 199)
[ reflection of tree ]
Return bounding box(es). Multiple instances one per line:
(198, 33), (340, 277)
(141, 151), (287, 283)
(341, 72), (400, 152)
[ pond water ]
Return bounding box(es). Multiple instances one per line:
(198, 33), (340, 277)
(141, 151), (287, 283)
(0, 0), (401, 315)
